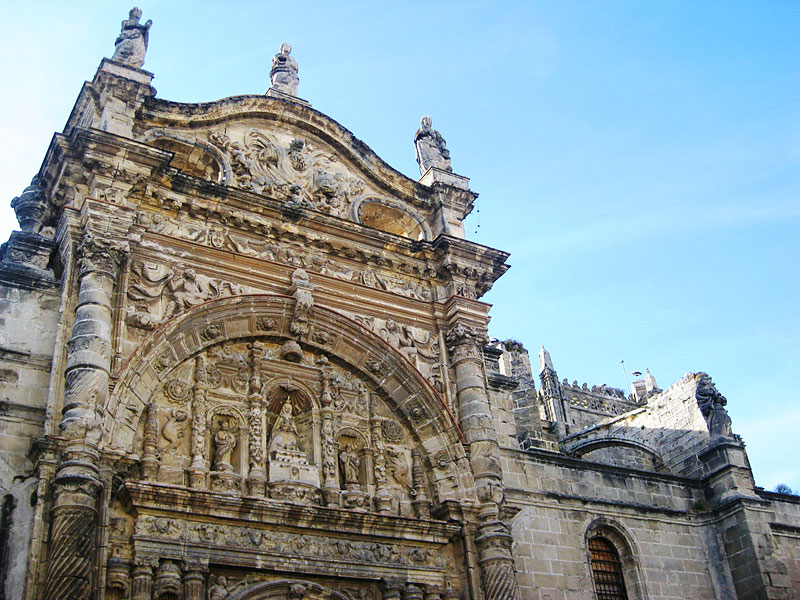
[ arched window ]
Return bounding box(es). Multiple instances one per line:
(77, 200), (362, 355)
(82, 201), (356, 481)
(589, 536), (629, 600)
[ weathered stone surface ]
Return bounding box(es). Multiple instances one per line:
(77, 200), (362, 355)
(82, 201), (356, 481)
(0, 13), (796, 600)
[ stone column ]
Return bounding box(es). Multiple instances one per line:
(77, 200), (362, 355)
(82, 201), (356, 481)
(411, 449), (431, 519)
(371, 417), (392, 515)
(44, 231), (127, 600)
(182, 561), (206, 600)
(131, 560), (155, 600)
(140, 402), (159, 480)
(404, 583), (424, 600)
(189, 355), (209, 489)
(246, 349), (266, 496)
(446, 324), (521, 600)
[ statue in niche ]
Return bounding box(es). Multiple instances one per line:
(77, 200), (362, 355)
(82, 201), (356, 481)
(213, 418), (238, 472)
(111, 7), (152, 69)
(339, 442), (360, 488)
(414, 115), (452, 174)
(269, 398), (301, 453)
(270, 42), (299, 96)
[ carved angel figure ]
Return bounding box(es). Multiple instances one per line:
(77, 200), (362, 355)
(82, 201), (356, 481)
(414, 116), (452, 174)
(270, 42), (299, 96)
(159, 408), (187, 454)
(111, 7), (152, 68)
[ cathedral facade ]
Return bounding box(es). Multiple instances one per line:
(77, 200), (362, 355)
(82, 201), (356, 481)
(0, 9), (798, 600)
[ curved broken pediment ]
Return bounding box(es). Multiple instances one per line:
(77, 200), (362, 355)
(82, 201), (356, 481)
(138, 96), (436, 239)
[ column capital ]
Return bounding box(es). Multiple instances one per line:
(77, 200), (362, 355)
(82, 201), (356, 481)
(445, 324), (488, 362)
(77, 230), (128, 277)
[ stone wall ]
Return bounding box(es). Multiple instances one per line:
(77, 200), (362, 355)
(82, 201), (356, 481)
(0, 279), (61, 599)
(502, 447), (733, 600)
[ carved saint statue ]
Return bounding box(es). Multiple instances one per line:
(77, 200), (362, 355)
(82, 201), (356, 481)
(695, 373), (733, 438)
(339, 442), (360, 487)
(414, 116), (452, 174)
(269, 398), (301, 453)
(213, 418), (238, 471)
(111, 7), (152, 69)
(270, 42), (299, 96)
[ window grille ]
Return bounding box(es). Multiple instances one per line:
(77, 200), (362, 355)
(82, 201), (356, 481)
(589, 536), (629, 600)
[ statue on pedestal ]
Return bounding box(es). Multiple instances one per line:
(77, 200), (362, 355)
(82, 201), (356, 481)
(414, 116), (452, 174)
(266, 396), (321, 504)
(270, 43), (299, 96)
(112, 7), (152, 69)
(268, 398), (300, 453)
(213, 418), (237, 472)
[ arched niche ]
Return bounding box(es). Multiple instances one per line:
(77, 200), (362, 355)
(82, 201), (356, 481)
(569, 438), (665, 472)
(104, 294), (470, 505)
(143, 129), (231, 183)
(352, 196), (431, 241)
(584, 517), (648, 600)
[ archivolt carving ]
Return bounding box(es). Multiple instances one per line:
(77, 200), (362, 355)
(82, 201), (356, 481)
(108, 296), (469, 508)
(344, 313), (442, 390)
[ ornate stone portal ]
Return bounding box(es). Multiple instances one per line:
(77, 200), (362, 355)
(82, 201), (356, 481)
(8, 7), (794, 600)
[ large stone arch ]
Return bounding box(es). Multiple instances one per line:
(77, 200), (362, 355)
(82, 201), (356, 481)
(566, 436), (665, 471)
(103, 293), (470, 500)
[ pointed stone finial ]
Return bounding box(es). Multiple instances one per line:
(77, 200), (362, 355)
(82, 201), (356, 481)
(111, 7), (152, 69)
(11, 176), (47, 234)
(539, 345), (553, 373)
(270, 42), (299, 96)
(645, 368), (659, 393)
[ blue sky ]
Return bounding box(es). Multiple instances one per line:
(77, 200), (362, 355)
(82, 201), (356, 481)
(1, 1), (798, 490)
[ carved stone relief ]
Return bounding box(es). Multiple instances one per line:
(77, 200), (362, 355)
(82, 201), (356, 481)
(131, 337), (436, 515)
(206, 128), (367, 217)
(344, 313), (442, 391)
(126, 260), (243, 329)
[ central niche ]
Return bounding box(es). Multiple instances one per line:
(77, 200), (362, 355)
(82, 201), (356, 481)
(138, 337), (428, 516)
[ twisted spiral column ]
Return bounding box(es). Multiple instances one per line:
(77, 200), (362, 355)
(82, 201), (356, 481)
(44, 230), (127, 600)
